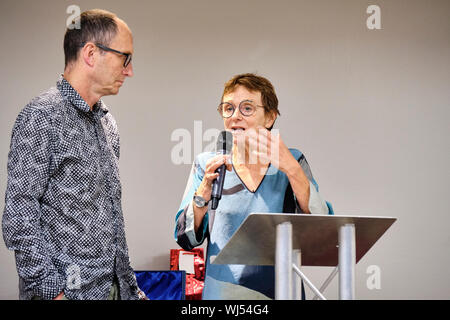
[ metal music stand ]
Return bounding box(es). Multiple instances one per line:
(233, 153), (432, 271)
(212, 213), (396, 300)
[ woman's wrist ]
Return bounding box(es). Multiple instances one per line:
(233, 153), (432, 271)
(284, 159), (302, 178)
(196, 179), (212, 202)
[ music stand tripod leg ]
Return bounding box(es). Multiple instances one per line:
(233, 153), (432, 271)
(292, 249), (302, 300)
(275, 222), (293, 300)
(338, 223), (356, 300)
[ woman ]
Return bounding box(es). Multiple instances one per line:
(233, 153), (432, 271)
(175, 73), (333, 299)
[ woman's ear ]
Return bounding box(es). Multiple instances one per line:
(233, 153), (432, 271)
(265, 111), (277, 130)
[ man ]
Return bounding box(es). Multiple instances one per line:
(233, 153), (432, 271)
(2, 9), (144, 300)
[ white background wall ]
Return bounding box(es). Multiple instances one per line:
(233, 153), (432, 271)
(0, 0), (449, 299)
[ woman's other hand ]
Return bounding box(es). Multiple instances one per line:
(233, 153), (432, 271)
(246, 127), (299, 175)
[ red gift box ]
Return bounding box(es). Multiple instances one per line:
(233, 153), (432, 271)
(170, 248), (205, 300)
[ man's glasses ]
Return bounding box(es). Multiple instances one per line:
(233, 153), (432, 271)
(81, 42), (132, 68)
(217, 100), (265, 118)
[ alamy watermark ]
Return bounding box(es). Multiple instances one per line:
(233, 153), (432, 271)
(66, 5), (81, 30)
(367, 5), (381, 30)
(366, 265), (381, 290)
(66, 264), (81, 290)
(171, 121), (281, 174)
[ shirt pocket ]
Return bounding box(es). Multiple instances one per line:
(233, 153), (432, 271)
(49, 140), (88, 200)
(52, 141), (83, 175)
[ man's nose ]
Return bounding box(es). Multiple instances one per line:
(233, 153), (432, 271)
(123, 62), (133, 77)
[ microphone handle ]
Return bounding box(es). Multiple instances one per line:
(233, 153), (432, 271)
(211, 197), (219, 210)
(211, 163), (226, 209)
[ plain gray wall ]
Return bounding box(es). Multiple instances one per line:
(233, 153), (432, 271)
(0, 0), (449, 299)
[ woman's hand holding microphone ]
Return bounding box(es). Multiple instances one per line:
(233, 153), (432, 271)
(193, 155), (232, 232)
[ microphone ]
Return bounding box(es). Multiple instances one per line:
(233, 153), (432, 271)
(211, 130), (233, 210)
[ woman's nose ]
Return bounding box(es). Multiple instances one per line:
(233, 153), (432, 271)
(231, 106), (243, 120)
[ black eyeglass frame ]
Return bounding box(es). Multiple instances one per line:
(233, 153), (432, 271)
(80, 42), (132, 68)
(217, 100), (266, 118)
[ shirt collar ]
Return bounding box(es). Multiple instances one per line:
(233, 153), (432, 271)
(56, 75), (109, 115)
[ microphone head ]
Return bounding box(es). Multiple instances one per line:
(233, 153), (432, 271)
(216, 130), (233, 154)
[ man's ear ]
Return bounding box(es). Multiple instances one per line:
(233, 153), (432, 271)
(81, 43), (96, 68)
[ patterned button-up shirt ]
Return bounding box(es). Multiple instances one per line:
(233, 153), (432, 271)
(2, 76), (140, 300)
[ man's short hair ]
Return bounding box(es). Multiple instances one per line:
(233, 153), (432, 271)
(64, 9), (118, 69)
(222, 73), (281, 119)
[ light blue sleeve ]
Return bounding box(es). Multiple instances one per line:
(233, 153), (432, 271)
(290, 148), (334, 215)
(174, 154), (210, 250)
